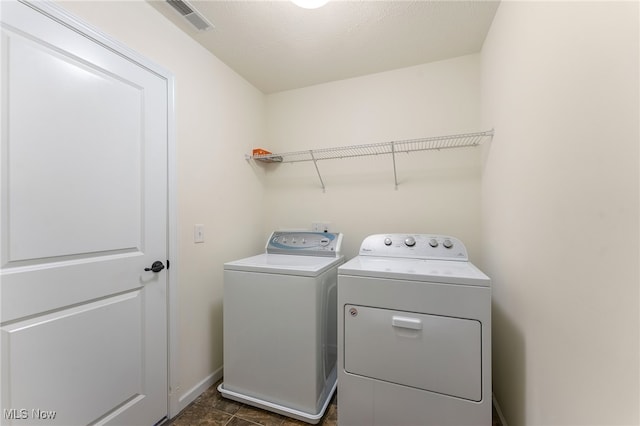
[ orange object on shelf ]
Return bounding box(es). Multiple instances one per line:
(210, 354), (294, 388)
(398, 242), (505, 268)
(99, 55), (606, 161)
(252, 148), (272, 156)
(252, 148), (283, 163)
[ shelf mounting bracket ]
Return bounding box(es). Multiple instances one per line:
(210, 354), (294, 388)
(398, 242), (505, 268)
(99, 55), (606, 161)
(310, 150), (326, 192)
(391, 141), (398, 190)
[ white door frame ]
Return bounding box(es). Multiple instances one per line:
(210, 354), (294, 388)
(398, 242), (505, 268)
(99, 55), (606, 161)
(14, 0), (180, 419)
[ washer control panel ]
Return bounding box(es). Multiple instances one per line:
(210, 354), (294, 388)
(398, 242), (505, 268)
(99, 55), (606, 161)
(266, 231), (343, 257)
(358, 234), (467, 261)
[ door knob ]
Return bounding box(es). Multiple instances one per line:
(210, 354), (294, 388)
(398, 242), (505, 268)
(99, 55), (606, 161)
(144, 261), (165, 273)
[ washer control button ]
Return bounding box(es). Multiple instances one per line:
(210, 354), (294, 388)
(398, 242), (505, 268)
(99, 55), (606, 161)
(429, 238), (439, 248)
(443, 239), (453, 249)
(404, 236), (416, 247)
(384, 237), (392, 246)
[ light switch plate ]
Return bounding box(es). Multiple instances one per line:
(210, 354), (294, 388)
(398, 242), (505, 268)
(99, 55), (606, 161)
(194, 224), (205, 243)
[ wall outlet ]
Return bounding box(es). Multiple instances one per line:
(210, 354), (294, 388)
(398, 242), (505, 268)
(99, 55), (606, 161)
(312, 222), (330, 233)
(194, 224), (205, 243)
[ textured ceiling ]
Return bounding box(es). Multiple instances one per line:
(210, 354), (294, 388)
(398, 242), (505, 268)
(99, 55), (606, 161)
(149, 0), (500, 94)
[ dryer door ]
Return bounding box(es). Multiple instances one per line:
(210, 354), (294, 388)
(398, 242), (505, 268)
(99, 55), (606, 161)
(343, 305), (482, 401)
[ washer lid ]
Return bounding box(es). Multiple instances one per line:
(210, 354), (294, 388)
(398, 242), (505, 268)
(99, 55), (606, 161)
(338, 256), (490, 287)
(224, 253), (345, 277)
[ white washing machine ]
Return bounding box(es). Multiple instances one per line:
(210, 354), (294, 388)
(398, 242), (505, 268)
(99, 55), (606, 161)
(337, 234), (491, 426)
(219, 231), (344, 424)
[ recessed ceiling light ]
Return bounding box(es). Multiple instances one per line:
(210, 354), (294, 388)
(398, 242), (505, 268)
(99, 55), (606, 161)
(291, 0), (330, 10)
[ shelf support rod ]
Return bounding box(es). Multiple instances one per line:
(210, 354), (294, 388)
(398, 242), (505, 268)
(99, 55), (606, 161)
(391, 142), (398, 190)
(310, 150), (326, 192)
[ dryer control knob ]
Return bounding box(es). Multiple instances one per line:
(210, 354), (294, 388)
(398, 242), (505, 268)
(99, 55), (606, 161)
(384, 237), (392, 246)
(443, 239), (453, 249)
(429, 238), (439, 248)
(404, 236), (416, 247)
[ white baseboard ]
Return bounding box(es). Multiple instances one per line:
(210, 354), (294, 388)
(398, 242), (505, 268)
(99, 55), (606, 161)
(175, 366), (224, 416)
(492, 392), (508, 426)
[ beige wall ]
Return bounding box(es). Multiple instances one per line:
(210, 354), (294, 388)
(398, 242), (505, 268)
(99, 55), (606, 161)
(481, 2), (639, 425)
(56, 0), (266, 413)
(263, 55), (484, 260)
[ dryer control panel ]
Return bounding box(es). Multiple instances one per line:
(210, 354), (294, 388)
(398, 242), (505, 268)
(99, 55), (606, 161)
(358, 234), (468, 261)
(266, 231), (343, 257)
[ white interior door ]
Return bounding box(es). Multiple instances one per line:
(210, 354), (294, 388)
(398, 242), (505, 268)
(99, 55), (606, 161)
(1, 1), (170, 424)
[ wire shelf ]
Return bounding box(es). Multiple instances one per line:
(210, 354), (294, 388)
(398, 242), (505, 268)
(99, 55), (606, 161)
(247, 129), (494, 190)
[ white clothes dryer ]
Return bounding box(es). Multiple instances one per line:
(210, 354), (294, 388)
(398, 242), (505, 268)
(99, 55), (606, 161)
(337, 234), (491, 426)
(219, 231), (344, 424)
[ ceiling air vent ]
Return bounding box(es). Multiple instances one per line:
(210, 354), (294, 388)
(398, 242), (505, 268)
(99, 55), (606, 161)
(166, 0), (213, 31)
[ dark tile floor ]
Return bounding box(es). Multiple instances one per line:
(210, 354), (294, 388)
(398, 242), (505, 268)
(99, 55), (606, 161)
(168, 380), (502, 426)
